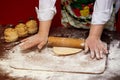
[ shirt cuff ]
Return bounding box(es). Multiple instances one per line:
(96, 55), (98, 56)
(35, 7), (56, 21)
(91, 9), (113, 25)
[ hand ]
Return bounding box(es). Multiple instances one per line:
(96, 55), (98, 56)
(19, 33), (48, 50)
(84, 36), (108, 59)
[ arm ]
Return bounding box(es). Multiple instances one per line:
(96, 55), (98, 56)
(20, 0), (56, 50)
(36, 0), (56, 49)
(37, 0), (56, 36)
(85, 0), (114, 59)
(37, 20), (52, 49)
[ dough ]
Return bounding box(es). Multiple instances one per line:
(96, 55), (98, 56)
(15, 23), (28, 37)
(53, 47), (82, 56)
(4, 28), (18, 42)
(26, 20), (38, 34)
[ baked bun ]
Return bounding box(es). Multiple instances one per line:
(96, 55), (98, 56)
(4, 28), (18, 42)
(26, 20), (38, 34)
(15, 23), (28, 37)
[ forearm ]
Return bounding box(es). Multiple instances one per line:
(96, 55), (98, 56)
(38, 20), (52, 37)
(36, 0), (56, 36)
(89, 0), (114, 39)
(88, 24), (104, 39)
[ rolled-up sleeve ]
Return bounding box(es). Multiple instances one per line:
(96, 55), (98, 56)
(36, 0), (56, 21)
(91, 0), (114, 25)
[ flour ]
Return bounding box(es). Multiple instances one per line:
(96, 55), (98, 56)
(0, 40), (120, 80)
(6, 45), (106, 74)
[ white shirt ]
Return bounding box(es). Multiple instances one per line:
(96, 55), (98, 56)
(36, 0), (56, 21)
(91, 0), (115, 24)
(36, 0), (119, 25)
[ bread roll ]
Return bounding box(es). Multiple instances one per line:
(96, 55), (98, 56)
(15, 23), (28, 37)
(4, 28), (18, 42)
(26, 20), (38, 34)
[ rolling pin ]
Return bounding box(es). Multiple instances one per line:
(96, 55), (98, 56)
(48, 37), (85, 49)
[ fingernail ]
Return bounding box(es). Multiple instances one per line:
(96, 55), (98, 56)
(19, 44), (26, 51)
(105, 51), (109, 54)
(38, 46), (42, 50)
(96, 56), (100, 60)
(19, 46), (24, 50)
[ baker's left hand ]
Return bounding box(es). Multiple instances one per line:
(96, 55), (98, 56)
(84, 36), (108, 59)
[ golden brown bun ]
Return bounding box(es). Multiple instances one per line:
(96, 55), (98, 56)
(4, 28), (18, 42)
(15, 23), (28, 37)
(26, 20), (38, 34)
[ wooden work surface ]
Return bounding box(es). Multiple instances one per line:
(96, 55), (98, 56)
(0, 27), (120, 80)
(9, 46), (107, 74)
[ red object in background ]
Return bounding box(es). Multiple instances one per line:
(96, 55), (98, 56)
(52, 0), (61, 27)
(72, 8), (81, 17)
(116, 9), (120, 32)
(0, 0), (61, 27)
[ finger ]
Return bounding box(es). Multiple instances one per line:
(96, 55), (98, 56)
(103, 42), (108, 54)
(99, 50), (103, 59)
(19, 42), (27, 50)
(20, 38), (29, 42)
(98, 45), (104, 59)
(19, 42), (31, 50)
(102, 43), (108, 54)
(37, 42), (45, 49)
(95, 49), (100, 60)
(20, 41), (37, 50)
(84, 43), (89, 53)
(103, 47), (108, 54)
(90, 50), (95, 59)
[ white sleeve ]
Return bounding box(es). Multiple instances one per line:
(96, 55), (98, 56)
(115, 0), (120, 13)
(91, 0), (114, 24)
(36, 0), (57, 21)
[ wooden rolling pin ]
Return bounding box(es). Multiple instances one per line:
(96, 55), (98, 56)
(48, 37), (85, 49)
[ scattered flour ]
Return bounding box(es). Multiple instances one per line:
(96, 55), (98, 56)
(0, 40), (120, 80)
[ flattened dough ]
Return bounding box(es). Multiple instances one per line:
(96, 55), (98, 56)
(53, 47), (82, 56)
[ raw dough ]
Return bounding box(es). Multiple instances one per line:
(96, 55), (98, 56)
(26, 20), (38, 34)
(15, 23), (28, 37)
(53, 47), (82, 56)
(4, 28), (18, 42)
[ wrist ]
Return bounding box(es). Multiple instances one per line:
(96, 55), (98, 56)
(37, 20), (52, 37)
(88, 35), (101, 40)
(88, 24), (104, 39)
(37, 31), (49, 37)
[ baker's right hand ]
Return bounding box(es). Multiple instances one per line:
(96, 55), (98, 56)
(19, 33), (48, 50)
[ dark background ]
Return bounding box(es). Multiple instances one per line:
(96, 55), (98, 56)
(0, 0), (61, 27)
